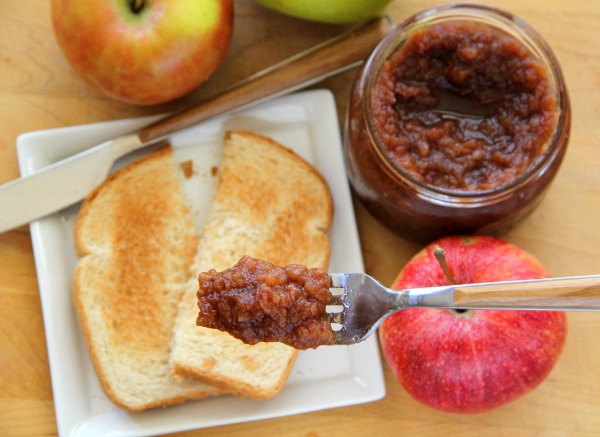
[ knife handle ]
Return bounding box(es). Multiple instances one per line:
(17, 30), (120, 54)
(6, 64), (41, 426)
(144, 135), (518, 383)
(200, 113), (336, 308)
(136, 16), (394, 144)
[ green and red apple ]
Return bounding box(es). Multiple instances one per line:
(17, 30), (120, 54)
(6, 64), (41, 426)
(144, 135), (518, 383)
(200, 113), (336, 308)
(50, 0), (234, 105)
(255, 0), (393, 24)
(379, 235), (567, 413)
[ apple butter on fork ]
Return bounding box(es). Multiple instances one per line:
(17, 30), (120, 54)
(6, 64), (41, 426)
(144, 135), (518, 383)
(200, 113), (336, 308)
(196, 255), (336, 350)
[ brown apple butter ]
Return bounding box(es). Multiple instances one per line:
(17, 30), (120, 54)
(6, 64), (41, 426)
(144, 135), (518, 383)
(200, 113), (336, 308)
(196, 255), (335, 350)
(344, 4), (570, 241)
(371, 21), (558, 192)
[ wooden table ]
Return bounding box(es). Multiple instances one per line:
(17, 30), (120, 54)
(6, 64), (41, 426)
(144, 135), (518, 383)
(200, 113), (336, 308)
(2, 1), (599, 435)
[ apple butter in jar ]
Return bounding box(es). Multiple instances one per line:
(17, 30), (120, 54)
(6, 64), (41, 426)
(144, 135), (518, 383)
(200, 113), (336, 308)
(345, 3), (570, 242)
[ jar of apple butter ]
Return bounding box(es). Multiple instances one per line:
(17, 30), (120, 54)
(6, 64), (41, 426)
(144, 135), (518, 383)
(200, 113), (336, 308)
(344, 3), (570, 242)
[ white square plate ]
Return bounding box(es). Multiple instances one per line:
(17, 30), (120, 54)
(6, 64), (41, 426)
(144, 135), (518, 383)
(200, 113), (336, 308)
(17, 89), (385, 437)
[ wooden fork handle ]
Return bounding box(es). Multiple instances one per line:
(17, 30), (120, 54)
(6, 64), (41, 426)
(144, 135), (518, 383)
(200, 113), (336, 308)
(453, 275), (600, 310)
(137, 16), (394, 144)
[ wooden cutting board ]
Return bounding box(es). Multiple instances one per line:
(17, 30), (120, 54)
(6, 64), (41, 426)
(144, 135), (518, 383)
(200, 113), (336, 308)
(1, 1), (599, 436)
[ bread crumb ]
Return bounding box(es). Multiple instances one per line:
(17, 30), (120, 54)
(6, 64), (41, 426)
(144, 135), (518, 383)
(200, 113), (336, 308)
(179, 160), (196, 179)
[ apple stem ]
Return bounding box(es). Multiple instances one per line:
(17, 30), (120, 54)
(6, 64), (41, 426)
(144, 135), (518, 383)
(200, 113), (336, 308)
(433, 245), (469, 314)
(130, 0), (145, 14)
(433, 245), (456, 285)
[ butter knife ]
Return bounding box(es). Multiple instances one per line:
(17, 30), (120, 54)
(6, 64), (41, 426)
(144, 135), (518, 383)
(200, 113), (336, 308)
(0, 17), (393, 233)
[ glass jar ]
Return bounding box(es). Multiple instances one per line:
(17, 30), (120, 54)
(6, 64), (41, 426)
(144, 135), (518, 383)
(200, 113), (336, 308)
(344, 2), (570, 242)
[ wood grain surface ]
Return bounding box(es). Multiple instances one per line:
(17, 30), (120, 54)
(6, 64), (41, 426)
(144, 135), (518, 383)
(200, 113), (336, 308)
(1, 1), (599, 436)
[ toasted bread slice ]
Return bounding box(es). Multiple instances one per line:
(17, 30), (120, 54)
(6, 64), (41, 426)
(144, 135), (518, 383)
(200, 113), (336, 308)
(170, 130), (334, 398)
(73, 146), (220, 412)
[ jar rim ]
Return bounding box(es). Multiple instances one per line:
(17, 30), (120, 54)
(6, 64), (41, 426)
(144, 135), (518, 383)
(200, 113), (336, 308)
(361, 2), (571, 204)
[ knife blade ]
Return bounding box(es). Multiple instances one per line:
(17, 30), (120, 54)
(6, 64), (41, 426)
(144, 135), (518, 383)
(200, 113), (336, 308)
(1, 134), (149, 233)
(0, 16), (394, 233)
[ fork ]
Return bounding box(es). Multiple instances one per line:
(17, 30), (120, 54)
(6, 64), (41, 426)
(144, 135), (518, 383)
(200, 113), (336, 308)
(328, 273), (600, 345)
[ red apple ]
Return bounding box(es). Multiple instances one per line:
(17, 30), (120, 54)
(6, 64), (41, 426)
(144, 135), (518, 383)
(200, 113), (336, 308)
(379, 235), (567, 413)
(50, 0), (234, 105)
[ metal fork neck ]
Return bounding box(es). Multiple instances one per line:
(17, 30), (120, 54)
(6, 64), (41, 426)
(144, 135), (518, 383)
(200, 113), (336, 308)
(404, 284), (456, 309)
